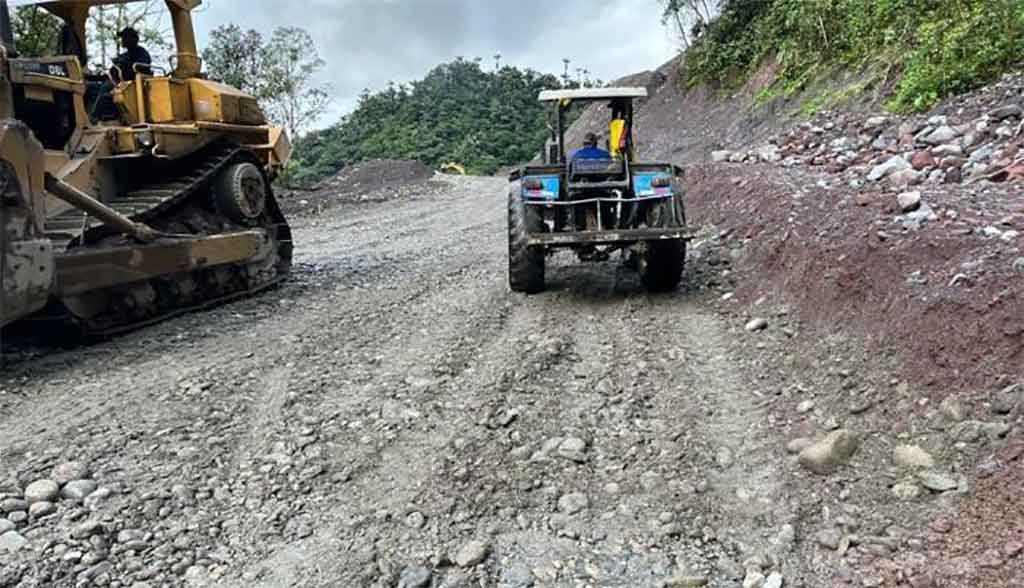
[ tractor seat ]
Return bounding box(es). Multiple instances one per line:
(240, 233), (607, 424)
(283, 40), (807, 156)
(568, 158), (630, 191)
(569, 158), (625, 181)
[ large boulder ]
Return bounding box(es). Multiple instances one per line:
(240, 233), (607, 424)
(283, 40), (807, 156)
(712, 150), (734, 163)
(798, 430), (860, 474)
(923, 126), (960, 145)
(61, 479), (98, 501)
(888, 169), (922, 188)
(867, 156), (911, 181)
(910, 151), (936, 171)
(51, 462), (91, 487)
(893, 445), (935, 469)
(989, 104), (1023, 121)
(897, 191), (922, 213)
(24, 480), (59, 504)
(757, 144), (782, 163)
(454, 540), (490, 568)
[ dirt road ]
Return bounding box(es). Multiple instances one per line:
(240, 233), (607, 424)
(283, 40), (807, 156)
(1, 175), (1004, 587)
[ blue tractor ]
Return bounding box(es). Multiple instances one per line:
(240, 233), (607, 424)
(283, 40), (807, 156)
(508, 88), (688, 294)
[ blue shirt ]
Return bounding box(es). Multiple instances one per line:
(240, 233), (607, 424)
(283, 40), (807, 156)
(572, 147), (612, 161)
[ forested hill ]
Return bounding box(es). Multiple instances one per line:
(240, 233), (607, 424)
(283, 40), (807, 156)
(291, 59), (571, 186)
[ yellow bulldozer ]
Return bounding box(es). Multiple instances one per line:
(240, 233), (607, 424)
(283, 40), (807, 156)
(439, 162), (466, 176)
(0, 0), (292, 337)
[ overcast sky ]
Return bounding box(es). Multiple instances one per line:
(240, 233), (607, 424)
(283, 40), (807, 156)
(193, 0), (679, 128)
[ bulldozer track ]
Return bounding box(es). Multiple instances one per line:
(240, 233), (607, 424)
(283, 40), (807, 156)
(43, 145), (241, 252)
(79, 269), (285, 338)
(34, 144), (292, 338)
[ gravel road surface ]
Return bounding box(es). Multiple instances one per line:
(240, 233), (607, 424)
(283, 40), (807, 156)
(0, 176), (948, 587)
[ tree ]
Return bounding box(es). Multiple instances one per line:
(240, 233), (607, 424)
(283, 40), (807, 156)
(7, 2), (171, 71)
(88, 1), (171, 69)
(661, 0), (720, 47)
(200, 24), (330, 138)
(202, 24), (268, 97)
(10, 6), (62, 58)
(261, 27), (331, 138)
(289, 58), (569, 187)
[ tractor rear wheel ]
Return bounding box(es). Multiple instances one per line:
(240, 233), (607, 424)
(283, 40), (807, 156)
(508, 188), (545, 294)
(640, 194), (686, 292)
(640, 239), (686, 292)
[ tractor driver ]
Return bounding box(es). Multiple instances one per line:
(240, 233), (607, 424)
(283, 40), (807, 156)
(92, 28), (152, 121)
(572, 133), (612, 161)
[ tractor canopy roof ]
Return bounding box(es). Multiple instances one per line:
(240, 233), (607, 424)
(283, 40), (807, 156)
(538, 87), (648, 103)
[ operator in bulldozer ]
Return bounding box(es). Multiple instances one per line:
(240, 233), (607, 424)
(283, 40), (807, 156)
(92, 27), (152, 121)
(111, 27), (152, 80)
(0, 0), (294, 336)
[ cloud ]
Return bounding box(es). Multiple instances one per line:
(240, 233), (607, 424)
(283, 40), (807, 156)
(194, 0), (677, 127)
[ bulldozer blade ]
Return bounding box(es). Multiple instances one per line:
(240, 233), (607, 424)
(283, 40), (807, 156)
(54, 230), (270, 297)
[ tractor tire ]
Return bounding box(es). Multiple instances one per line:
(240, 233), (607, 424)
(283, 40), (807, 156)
(640, 193), (686, 292)
(508, 188), (545, 294)
(640, 239), (686, 292)
(214, 162), (267, 225)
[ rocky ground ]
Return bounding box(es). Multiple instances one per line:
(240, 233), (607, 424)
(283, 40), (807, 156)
(1, 165), (1020, 587)
(696, 74), (1023, 409)
(685, 162), (1023, 588)
(677, 73), (1024, 588)
(3, 174), (821, 588)
(0, 65), (1021, 588)
(278, 159), (439, 218)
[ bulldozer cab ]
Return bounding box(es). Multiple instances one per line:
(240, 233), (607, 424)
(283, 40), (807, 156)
(0, 3), (86, 150)
(3, 0), (210, 137)
(0, 0), (287, 171)
(5, 53), (84, 149)
(7, 0), (203, 75)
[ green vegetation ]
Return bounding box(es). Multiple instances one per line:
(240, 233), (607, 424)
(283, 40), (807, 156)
(10, 6), (61, 57)
(9, 2), (169, 65)
(682, 0), (1024, 112)
(290, 59), (572, 187)
(204, 25), (331, 140)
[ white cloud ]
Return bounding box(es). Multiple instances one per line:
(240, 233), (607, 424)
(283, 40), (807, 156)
(193, 0), (678, 128)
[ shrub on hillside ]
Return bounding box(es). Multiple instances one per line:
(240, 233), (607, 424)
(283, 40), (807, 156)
(683, 0), (1024, 111)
